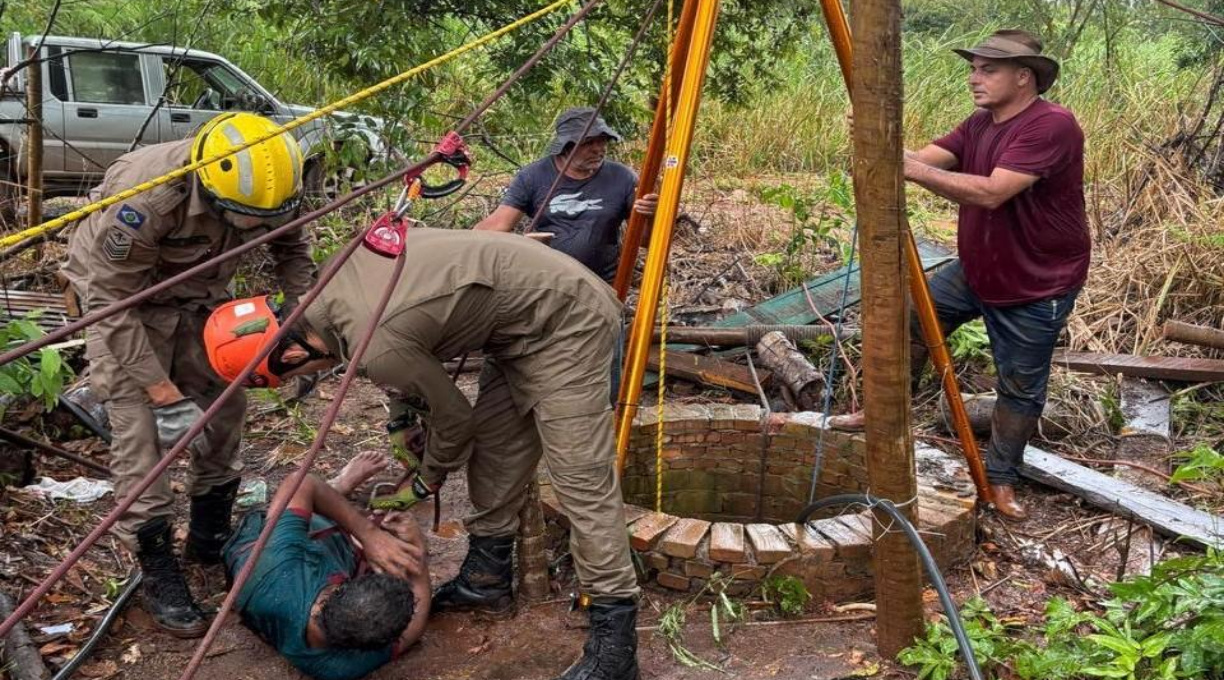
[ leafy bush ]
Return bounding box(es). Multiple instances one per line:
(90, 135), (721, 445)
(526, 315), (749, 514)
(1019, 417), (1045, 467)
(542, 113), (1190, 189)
(899, 550), (1224, 679)
(0, 315), (74, 416)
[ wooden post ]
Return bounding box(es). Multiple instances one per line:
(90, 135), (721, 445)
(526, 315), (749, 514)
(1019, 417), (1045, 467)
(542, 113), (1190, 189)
(24, 47), (43, 236)
(516, 481), (551, 602)
(850, 0), (924, 657)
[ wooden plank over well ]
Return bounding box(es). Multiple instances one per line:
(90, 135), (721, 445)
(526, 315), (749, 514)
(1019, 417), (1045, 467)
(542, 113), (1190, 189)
(647, 348), (769, 395)
(1021, 445), (1224, 550)
(630, 512), (679, 551)
(745, 523), (793, 563)
(659, 518), (711, 559)
(1053, 351), (1224, 383)
(708, 522), (747, 562)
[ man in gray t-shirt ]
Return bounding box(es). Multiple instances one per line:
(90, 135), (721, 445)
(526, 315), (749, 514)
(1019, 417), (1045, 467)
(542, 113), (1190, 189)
(474, 107), (657, 281)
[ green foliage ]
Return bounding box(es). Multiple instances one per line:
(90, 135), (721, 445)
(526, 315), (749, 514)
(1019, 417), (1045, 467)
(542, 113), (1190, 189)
(947, 320), (991, 363)
(899, 551), (1224, 680)
(0, 315), (74, 415)
(1170, 443), (1224, 486)
(760, 575), (811, 617)
(753, 173), (854, 289)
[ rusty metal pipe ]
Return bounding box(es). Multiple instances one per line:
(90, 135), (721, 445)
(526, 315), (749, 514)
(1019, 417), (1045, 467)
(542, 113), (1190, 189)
(179, 250), (408, 680)
(0, 0), (603, 373)
(0, 426), (111, 477)
(0, 225), (368, 641)
(0, 0), (605, 645)
(612, 0), (701, 299)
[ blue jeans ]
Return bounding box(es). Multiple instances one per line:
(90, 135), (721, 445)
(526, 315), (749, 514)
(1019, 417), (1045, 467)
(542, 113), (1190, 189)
(916, 261), (1078, 485)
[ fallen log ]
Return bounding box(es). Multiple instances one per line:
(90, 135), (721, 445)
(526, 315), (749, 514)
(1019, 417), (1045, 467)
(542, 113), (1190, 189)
(754, 331), (822, 409)
(1162, 320), (1224, 351)
(936, 391), (1100, 440)
(1053, 351), (1224, 382)
(1020, 445), (1224, 550)
(647, 348), (769, 395)
(0, 592), (50, 680)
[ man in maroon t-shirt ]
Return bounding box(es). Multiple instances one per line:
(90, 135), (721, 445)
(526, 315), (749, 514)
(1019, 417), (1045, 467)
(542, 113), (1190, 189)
(831, 30), (1088, 520)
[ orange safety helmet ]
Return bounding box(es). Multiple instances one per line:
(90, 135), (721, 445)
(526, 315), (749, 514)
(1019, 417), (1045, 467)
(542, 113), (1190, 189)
(204, 296), (285, 388)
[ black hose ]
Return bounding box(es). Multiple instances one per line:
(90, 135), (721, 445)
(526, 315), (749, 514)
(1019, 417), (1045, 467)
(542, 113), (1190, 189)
(796, 494), (985, 680)
(51, 570), (143, 680)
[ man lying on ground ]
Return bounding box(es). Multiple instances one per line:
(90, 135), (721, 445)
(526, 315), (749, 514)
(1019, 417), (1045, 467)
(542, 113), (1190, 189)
(222, 451), (430, 680)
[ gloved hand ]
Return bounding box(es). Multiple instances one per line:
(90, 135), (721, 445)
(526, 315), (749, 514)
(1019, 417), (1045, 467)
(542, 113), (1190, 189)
(151, 399), (211, 456)
(369, 475), (441, 511)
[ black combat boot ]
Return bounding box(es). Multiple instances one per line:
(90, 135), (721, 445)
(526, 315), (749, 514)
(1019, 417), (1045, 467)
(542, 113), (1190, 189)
(135, 517), (208, 638)
(183, 478), (240, 565)
(554, 598), (639, 680)
(432, 534), (515, 615)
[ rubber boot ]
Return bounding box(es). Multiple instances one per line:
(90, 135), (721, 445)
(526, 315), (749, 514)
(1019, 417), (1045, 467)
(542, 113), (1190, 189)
(184, 478), (240, 565)
(554, 599), (639, 680)
(135, 517), (209, 638)
(432, 535), (514, 615)
(986, 404), (1040, 520)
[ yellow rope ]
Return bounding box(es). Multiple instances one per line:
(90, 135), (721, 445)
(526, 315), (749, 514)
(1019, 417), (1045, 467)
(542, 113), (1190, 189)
(653, 0), (674, 515)
(654, 271), (669, 513)
(0, 0), (575, 250)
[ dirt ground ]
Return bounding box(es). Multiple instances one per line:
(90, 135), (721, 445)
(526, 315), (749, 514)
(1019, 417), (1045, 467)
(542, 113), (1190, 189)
(6, 371), (1193, 680)
(0, 181), (1206, 680)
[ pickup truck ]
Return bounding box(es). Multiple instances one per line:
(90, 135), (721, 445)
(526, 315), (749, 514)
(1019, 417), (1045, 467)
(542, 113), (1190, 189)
(1, 32), (392, 215)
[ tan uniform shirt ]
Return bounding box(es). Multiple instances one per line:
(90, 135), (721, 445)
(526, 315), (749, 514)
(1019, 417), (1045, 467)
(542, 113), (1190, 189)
(304, 228), (622, 482)
(62, 138), (316, 388)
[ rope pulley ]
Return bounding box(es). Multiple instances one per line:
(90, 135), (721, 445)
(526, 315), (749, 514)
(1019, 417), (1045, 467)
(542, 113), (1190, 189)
(363, 131), (473, 257)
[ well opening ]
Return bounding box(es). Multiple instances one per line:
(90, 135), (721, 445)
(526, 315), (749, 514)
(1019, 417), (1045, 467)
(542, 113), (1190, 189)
(541, 404), (979, 600)
(620, 405), (868, 524)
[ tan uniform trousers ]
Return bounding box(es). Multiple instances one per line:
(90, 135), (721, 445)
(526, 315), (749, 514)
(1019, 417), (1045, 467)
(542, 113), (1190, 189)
(463, 362), (638, 602)
(88, 306), (245, 549)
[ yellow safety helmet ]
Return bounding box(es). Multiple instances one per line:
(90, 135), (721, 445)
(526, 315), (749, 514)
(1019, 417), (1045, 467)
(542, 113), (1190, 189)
(193, 112), (304, 217)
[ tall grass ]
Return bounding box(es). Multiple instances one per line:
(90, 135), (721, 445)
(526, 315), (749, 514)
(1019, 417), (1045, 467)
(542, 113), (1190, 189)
(695, 23), (1203, 183)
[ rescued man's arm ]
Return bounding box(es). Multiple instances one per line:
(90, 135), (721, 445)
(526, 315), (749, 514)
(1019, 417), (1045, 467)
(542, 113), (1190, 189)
(362, 347), (476, 485)
(282, 475), (423, 579)
(383, 512), (431, 653)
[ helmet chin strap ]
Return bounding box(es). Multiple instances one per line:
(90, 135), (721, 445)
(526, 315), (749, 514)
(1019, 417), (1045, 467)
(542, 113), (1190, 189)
(268, 330), (333, 378)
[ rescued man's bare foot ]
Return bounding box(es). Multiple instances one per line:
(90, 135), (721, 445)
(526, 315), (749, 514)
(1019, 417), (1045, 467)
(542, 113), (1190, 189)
(330, 451), (389, 496)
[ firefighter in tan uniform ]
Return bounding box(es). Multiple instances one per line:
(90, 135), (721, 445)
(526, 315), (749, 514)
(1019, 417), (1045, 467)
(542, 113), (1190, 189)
(204, 228), (641, 680)
(61, 113), (315, 638)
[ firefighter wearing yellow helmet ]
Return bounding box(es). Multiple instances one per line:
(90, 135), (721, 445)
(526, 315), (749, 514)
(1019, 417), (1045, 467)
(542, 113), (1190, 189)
(61, 112), (316, 638)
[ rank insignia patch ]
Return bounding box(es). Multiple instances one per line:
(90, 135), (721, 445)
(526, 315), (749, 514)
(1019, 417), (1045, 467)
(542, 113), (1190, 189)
(116, 204), (145, 230)
(103, 229), (133, 261)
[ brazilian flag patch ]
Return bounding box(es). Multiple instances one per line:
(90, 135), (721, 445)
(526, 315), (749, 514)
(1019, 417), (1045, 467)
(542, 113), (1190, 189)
(116, 204), (146, 230)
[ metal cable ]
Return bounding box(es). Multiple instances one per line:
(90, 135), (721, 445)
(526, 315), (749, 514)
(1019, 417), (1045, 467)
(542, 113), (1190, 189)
(807, 223), (859, 503)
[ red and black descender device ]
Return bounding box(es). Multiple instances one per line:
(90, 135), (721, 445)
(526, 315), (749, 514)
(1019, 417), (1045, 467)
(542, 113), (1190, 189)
(363, 131), (472, 258)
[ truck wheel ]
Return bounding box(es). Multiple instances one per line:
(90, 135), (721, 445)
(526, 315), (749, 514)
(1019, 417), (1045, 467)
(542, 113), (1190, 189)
(303, 156), (368, 206)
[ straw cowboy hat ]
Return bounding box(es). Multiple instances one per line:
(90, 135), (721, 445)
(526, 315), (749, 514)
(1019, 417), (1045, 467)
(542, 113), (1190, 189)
(954, 29), (1060, 94)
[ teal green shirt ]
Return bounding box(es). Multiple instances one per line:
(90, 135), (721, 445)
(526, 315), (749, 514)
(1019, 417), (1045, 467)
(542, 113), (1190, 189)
(223, 509), (393, 680)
